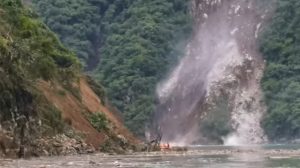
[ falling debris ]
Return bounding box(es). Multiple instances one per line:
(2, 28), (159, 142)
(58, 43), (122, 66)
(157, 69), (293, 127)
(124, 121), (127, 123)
(153, 0), (271, 145)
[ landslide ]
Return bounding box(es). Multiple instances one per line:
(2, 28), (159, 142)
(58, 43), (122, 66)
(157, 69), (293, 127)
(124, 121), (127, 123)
(37, 77), (139, 149)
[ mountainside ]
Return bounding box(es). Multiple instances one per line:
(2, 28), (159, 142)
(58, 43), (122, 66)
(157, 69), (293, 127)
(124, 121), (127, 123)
(29, 0), (300, 144)
(260, 0), (300, 141)
(31, 0), (192, 137)
(0, 0), (137, 158)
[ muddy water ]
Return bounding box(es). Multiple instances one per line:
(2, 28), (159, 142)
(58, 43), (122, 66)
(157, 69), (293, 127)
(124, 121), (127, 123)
(2, 145), (300, 168)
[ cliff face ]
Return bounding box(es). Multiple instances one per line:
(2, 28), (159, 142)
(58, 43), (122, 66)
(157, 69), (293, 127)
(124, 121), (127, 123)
(0, 0), (137, 158)
(154, 0), (272, 145)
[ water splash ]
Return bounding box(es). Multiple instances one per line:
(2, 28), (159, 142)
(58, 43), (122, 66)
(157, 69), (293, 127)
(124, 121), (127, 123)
(153, 0), (271, 145)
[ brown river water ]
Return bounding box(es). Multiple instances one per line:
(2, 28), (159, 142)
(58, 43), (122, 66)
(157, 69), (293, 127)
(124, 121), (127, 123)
(1, 145), (300, 168)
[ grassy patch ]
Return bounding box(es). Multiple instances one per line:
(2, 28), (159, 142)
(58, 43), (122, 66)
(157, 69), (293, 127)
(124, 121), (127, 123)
(88, 112), (109, 132)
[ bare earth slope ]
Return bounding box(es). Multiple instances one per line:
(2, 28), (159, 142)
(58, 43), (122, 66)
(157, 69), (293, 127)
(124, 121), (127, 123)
(38, 77), (139, 149)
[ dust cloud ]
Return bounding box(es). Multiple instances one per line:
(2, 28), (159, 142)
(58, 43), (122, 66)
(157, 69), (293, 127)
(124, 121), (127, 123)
(152, 0), (273, 145)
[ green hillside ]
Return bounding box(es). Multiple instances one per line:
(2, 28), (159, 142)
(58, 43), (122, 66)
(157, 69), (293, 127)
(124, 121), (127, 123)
(0, 0), (79, 134)
(32, 0), (192, 136)
(260, 0), (300, 140)
(0, 0), (82, 156)
(0, 0), (142, 158)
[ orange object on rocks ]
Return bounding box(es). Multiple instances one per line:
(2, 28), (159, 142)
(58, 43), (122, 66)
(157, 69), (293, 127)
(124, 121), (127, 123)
(160, 143), (170, 150)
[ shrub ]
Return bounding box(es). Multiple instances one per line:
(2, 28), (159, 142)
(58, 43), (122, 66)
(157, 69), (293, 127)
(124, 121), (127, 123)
(89, 112), (109, 132)
(39, 105), (65, 136)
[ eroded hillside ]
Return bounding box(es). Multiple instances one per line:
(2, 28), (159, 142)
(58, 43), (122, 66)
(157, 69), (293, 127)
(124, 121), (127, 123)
(0, 0), (138, 158)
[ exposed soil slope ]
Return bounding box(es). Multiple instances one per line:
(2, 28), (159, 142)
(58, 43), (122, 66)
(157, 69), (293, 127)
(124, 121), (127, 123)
(38, 77), (138, 149)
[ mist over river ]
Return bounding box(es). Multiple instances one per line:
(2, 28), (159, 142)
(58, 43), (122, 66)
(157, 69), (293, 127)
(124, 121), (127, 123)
(2, 145), (300, 168)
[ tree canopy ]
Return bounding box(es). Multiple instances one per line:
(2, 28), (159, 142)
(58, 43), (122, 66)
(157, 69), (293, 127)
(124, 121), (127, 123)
(260, 0), (300, 140)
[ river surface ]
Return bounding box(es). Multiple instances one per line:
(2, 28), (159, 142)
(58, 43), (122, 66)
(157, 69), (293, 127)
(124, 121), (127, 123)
(2, 145), (300, 168)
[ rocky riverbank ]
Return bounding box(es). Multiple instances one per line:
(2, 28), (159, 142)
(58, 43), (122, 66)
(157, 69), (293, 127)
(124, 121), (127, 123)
(0, 132), (95, 158)
(2, 145), (300, 168)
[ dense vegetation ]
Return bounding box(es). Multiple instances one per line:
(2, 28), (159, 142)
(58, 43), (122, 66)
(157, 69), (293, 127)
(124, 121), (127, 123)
(32, 0), (105, 69)
(97, 0), (192, 136)
(32, 0), (192, 136)
(0, 0), (79, 131)
(260, 0), (300, 141)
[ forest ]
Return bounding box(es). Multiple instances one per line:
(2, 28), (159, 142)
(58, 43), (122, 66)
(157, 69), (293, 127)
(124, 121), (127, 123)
(260, 0), (300, 140)
(32, 0), (192, 136)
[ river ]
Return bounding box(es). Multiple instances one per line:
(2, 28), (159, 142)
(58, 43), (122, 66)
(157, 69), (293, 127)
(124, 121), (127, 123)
(1, 145), (300, 168)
